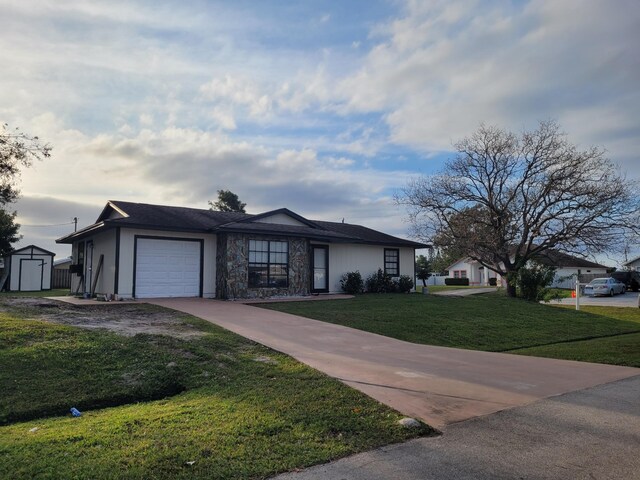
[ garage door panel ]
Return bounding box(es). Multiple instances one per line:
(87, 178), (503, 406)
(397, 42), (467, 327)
(135, 238), (201, 298)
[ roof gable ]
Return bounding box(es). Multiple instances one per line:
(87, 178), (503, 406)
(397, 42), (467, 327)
(624, 255), (640, 267)
(240, 208), (320, 228)
(9, 244), (56, 256)
(96, 201), (129, 222)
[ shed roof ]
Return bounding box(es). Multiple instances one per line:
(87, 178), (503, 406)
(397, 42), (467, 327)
(8, 244), (56, 256)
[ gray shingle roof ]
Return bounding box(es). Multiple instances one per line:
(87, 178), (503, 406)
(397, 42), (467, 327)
(57, 200), (427, 248)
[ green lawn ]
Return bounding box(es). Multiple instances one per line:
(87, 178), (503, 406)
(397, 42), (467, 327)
(0, 301), (433, 480)
(0, 288), (69, 298)
(259, 294), (640, 367)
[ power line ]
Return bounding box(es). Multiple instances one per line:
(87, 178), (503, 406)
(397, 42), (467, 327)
(20, 221), (76, 228)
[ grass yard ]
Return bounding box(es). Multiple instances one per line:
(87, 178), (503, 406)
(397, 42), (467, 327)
(259, 294), (640, 367)
(0, 288), (69, 298)
(0, 300), (433, 480)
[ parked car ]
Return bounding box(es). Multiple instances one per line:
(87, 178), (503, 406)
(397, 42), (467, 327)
(583, 277), (626, 297)
(610, 270), (640, 292)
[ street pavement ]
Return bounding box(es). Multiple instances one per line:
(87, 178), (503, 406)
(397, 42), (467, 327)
(552, 291), (640, 308)
(275, 375), (640, 480)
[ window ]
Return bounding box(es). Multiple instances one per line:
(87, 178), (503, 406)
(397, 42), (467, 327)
(248, 240), (288, 288)
(76, 241), (85, 266)
(384, 248), (399, 276)
(453, 270), (467, 278)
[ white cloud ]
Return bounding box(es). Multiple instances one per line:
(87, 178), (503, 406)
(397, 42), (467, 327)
(337, 0), (640, 173)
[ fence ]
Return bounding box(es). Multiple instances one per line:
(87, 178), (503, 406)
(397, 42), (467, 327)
(415, 274), (448, 287)
(52, 269), (71, 289)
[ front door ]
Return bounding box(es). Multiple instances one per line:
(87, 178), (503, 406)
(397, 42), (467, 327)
(311, 245), (329, 293)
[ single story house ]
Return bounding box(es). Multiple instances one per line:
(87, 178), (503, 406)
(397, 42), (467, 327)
(446, 250), (608, 288)
(56, 201), (426, 299)
(52, 256), (73, 289)
(53, 256), (72, 270)
(624, 256), (640, 272)
(2, 245), (55, 292)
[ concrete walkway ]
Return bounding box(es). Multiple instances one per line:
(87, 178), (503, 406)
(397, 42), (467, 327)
(275, 375), (640, 480)
(429, 287), (497, 297)
(148, 298), (639, 429)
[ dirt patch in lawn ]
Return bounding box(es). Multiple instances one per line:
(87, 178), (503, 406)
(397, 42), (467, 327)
(0, 298), (205, 339)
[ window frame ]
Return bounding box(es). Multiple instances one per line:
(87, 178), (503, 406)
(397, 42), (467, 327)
(384, 248), (400, 277)
(248, 239), (289, 288)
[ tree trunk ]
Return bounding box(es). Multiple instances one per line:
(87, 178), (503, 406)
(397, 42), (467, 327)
(422, 278), (427, 287)
(504, 269), (518, 297)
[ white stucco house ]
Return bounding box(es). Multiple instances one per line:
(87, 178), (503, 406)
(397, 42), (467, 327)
(624, 256), (640, 272)
(56, 201), (426, 299)
(446, 250), (608, 288)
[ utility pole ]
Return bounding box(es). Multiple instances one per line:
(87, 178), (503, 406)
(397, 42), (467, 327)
(73, 217), (77, 232)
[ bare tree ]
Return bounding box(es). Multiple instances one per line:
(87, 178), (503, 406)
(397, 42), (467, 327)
(397, 121), (640, 297)
(0, 123), (51, 205)
(0, 124), (51, 255)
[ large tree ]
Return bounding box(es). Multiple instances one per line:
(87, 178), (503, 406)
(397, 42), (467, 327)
(0, 124), (51, 255)
(398, 121), (640, 297)
(208, 189), (246, 213)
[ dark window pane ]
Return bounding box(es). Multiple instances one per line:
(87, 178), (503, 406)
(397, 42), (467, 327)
(384, 249), (399, 276)
(248, 240), (289, 288)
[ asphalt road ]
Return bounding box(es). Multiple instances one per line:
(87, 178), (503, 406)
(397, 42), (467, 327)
(552, 291), (640, 308)
(275, 375), (640, 480)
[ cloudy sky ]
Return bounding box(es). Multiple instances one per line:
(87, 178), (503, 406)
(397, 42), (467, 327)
(1, 0), (639, 264)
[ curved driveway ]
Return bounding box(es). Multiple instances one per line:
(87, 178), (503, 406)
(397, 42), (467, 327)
(149, 298), (639, 429)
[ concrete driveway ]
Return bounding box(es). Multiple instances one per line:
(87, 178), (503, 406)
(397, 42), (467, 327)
(149, 298), (639, 429)
(552, 291), (640, 308)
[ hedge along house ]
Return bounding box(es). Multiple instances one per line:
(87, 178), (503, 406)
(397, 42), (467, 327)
(56, 201), (426, 299)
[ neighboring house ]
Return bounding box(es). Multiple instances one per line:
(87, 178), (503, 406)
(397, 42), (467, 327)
(624, 256), (640, 272)
(446, 250), (608, 288)
(52, 256), (73, 289)
(53, 256), (72, 269)
(446, 258), (500, 286)
(2, 245), (55, 292)
(56, 201), (426, 299)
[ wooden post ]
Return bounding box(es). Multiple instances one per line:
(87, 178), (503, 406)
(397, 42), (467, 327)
(90, 255), (104, 296)
(575, 277), (580, 311)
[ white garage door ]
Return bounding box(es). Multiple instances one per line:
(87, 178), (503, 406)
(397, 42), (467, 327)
(135, 238), (201, 298)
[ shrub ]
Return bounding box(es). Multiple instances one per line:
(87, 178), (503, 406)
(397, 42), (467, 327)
(488, 277), (497, 286)
(444, 278), (470, 286)
(397, 275), (414, 293)
(340, 271), (364, 294)
(365, 269), (396, 293)
(516, 262), (556, 301)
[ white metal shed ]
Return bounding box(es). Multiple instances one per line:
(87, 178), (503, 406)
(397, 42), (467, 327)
(5, 245), (55, 292)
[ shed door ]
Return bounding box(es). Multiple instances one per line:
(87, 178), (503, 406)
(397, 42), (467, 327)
(20, 259), (43, 291)
(135, 238), (201, 298)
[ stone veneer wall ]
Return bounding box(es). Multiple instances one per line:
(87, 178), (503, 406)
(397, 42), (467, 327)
(216, 233), (310, 299)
